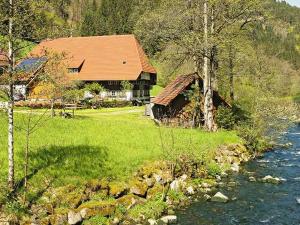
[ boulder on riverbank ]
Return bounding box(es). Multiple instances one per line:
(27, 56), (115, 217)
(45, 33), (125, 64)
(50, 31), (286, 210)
(211, 192), (229, 203)
(159, 215), (177, 224)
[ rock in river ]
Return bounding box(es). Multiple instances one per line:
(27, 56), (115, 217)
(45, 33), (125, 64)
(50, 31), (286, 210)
(249, 176), (256, 182)
(262, 175), (282, 184)
(211, 192), (229, 203)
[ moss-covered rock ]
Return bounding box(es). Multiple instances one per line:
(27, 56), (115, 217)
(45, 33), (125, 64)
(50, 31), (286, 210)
(49, 213), (68, 225)
(62, 193), (84, 209)
(85, 179), (109, 192)
(77, 200), (116, 218)
(39, 217), (50, 225)
(147, 183), (164, 200)
(129, 179), (148, 197)
(137, 161), (168, 178)
(109, 182), (128, 198)
(116, 194), (145, 209)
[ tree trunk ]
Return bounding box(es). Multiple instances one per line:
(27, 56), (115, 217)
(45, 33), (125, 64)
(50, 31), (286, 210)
(7, 85), (14, 190)
(228, 44), (235, 102)
(24, 118), (31, 190)
(51, 99), (55, 118)
(203, 0), (214, 131)
(7, 0), (15, 190)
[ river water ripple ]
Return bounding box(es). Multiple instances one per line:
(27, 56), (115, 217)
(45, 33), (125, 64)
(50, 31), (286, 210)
(177, 125), (300, 225)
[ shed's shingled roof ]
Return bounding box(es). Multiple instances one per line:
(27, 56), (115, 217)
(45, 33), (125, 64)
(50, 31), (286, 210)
(152, 73), (197, 106)
(153, 73), (230, 108)
(30, 35), (156, 81)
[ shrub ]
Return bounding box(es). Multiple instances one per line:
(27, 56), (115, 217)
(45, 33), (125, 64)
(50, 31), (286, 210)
(216, 104), (251, 130)
(121, 81), (133, 91)
(4, 200), (28, 218)
(84, 83), (106, 95)
(167, 190), (187, 202)
(206, 161), (221, 176)
(128, 195), (167, 220)
(216, 106), (236, 130)
(236, 125), (269, 153)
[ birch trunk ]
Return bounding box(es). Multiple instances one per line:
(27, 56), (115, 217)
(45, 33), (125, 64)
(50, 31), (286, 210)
(8, 0), (15, 190)
(203, 0), (214, 131)
(203, 1), (215, 132)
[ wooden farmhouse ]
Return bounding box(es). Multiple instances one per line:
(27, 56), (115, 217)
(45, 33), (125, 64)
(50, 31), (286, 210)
(151, 73), (229, 126)
(16, 35), (157, 103)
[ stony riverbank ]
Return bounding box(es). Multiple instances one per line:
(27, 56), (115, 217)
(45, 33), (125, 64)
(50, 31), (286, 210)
(1, 144), (254, 225)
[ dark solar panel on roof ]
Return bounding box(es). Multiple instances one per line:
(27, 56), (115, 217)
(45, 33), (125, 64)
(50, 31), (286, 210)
(16, 57), (47, 72)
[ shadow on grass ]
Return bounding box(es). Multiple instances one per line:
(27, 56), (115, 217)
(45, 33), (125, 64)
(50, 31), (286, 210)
(14, 145), (109, 202)
(293, 95), (300, 104)
(30, 145), (109, 179)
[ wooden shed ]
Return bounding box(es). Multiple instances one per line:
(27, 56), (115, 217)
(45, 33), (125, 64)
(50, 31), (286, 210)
(151, 73), (229, 126)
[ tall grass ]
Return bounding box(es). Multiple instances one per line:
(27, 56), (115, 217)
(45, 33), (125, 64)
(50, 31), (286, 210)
(0, 109), (240, 190)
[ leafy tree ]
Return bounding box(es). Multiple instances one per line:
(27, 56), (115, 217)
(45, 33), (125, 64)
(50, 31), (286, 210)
(84, 82), (105, 96)
(121, 80), (133, 91)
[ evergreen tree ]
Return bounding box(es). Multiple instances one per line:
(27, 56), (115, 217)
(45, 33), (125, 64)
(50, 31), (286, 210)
(80, 0), (99, 36)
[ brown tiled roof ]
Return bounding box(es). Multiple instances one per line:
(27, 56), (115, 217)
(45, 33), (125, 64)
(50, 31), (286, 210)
(153, 73), (231, 108)
(152, 73), (197, 106)
(30, 35), (156, 81)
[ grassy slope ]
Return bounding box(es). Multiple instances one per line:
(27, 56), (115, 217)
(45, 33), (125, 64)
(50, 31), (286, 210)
(0, 108), (240, 190)
(150, 85), (164, 97)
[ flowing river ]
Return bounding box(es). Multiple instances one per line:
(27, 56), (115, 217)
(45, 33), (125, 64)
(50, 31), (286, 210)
(177, 125), (300, 225)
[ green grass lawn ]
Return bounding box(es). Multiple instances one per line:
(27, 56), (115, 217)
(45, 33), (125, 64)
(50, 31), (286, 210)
(0, 108), (241, 190)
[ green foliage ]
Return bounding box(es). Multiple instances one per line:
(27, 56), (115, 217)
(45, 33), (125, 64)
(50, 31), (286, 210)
(128, 194), (167, 219)
(63, 89), (84, 103)
(80, 1), (99, 36)
(216, 106), (236, 130)
(84, 83), (106, 95)
(121, 80), (133, 91)
(0, 182), (10, 205)
(216, 105), (251, 130)
(4, 200), (28, 218)
(167, 190), (187, 202)
(206, 161), (221, 177)
(236, 124), (269, 152)
(150, 85), (163, 97)
(83, 215), (110, 225)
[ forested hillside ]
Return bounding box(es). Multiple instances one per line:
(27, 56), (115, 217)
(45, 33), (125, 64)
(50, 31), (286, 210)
(2, 0), (298, 88)
(18, 0), (299, 67)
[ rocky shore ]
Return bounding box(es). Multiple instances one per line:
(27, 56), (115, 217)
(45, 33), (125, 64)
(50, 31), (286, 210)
(1, 144), (256, 225)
